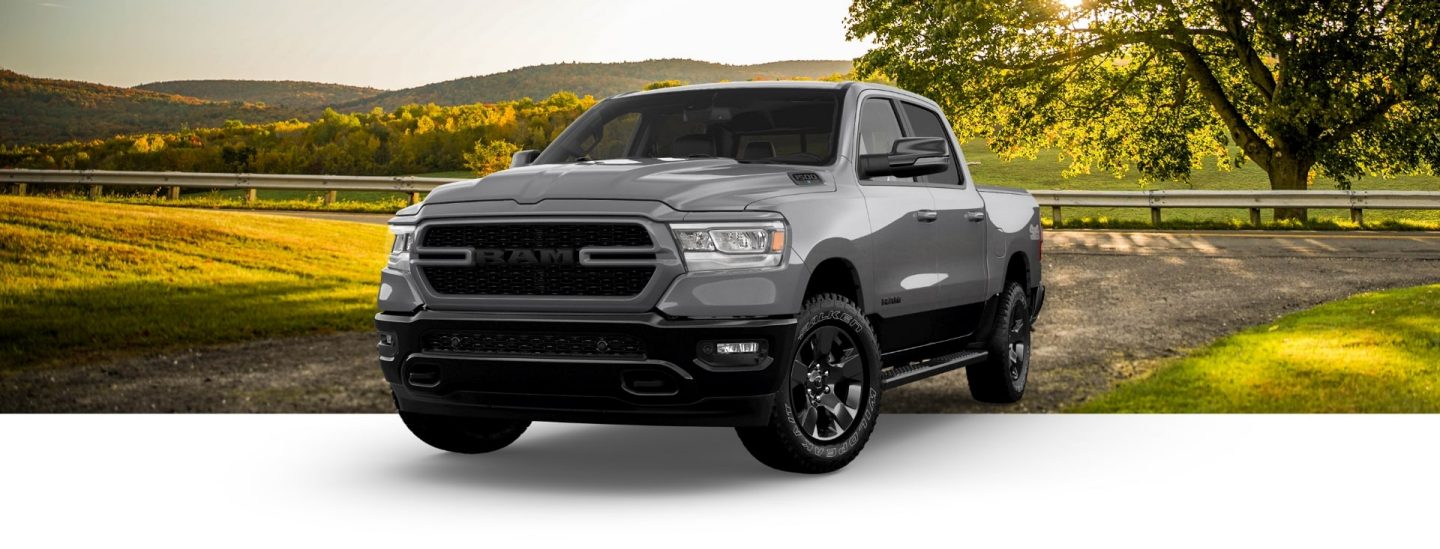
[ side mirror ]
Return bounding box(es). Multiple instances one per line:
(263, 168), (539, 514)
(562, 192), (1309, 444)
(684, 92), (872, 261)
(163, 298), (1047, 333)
(510, 149), (540, 169)
(858, 137), (951, 179)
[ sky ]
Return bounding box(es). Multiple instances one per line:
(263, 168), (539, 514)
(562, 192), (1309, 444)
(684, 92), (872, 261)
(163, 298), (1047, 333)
(0, 0), (874, 90)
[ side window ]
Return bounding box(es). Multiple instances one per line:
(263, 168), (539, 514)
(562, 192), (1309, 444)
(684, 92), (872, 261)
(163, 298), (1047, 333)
(856, 98), (908, 181)
(900, 102), (963, 185)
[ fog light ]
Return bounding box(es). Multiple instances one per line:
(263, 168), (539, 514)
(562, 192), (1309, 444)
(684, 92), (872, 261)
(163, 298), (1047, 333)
(715, 341), (760, 355)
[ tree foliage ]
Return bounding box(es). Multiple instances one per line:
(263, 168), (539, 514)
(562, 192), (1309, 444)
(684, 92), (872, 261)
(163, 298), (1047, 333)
(464, 140), (523, 176)
(135, 80), (384, 109)
(0, 93), (594, 176)
(848, 0), (1440, 217)
(0, 69), (298, 145)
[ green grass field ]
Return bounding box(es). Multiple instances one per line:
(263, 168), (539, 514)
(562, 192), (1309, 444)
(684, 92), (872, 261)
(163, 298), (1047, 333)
(1073, 284), (1440, 413)
(0, 197), (389, 372)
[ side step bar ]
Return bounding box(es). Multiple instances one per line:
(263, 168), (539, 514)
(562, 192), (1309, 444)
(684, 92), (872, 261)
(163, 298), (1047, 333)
(881, 350), (989, 390)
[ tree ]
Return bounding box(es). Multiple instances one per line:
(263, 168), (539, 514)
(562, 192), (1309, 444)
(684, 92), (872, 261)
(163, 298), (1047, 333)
(848, 0), (1440, 220)
(464, 140), (521, 176)
(644, 80), (686, 90)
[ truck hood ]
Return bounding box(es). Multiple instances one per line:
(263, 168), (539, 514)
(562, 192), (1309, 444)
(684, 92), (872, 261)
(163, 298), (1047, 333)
(422, 158), (830, 211)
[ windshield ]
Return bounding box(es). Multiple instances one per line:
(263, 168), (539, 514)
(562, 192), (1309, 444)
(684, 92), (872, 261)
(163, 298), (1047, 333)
(534, 88), (843, 166)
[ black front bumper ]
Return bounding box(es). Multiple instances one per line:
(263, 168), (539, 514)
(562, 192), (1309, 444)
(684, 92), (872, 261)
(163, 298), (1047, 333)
(375, 310), (797, 427)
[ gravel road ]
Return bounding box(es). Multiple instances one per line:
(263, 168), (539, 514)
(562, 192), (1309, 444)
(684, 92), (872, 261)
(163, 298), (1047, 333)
(4, 228), (1439, 413)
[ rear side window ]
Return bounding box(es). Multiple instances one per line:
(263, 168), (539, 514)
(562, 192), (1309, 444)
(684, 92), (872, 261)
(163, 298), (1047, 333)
(900, 102), (963, 186)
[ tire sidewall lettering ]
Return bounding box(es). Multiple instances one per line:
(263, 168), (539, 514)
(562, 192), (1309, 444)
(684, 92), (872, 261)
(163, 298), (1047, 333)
(784, 300), (879, 459)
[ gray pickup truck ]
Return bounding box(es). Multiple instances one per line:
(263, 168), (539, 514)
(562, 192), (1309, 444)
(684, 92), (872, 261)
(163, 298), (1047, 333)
(375, 82), (1044, 473)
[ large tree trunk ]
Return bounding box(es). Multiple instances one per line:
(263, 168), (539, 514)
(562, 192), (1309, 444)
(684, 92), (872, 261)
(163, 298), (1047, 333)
(1267, 154), (1313, 222)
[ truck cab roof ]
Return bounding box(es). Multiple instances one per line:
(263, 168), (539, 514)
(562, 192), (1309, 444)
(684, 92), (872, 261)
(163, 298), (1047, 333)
(612, 80), (939, 108)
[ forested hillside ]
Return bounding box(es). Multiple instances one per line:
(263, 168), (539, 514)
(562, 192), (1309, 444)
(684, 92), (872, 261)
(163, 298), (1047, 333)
(2, 60), (852, 146)
(135, 80), (384, 109)
(0, 70), (299, 145)
(0, 92), (593, 176)
(337, 59), (854, 110)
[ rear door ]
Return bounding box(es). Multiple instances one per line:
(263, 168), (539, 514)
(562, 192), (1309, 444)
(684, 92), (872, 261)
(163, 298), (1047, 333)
(897, 101), (990, 337)
(854, 96), (939, 348)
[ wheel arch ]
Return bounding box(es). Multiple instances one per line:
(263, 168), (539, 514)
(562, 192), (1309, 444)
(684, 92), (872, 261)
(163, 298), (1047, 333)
(802, 256), (865, 312)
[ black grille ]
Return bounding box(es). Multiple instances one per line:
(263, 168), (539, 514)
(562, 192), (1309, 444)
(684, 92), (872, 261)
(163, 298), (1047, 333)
(422, 264), (654, 296)
(419, 223), (655, 297)
(423, 331), (646, 359)
(423, 223), (652, 249)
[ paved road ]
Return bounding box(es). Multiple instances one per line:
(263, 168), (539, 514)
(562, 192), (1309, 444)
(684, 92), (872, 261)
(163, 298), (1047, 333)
(4, 214), (1439, 412)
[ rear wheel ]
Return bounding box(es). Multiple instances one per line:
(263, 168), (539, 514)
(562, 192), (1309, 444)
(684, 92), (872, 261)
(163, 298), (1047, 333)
(736, 293), (881, 474)
(398, 410), (530, 454)
(967, 282), (1032, 403)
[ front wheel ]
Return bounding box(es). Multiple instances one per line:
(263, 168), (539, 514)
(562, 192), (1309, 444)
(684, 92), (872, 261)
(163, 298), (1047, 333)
(967, 282), (1032, 403)
(736, 293), (882, 474)
(398, 410), (530, 454)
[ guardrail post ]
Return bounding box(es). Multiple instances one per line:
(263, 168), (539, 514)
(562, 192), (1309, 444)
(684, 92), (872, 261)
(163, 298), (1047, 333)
(324, 190), (337, 206)
(87, 184), (102, 200)
(1249, 208), (1261, 226)
(245, 188), (257, 203)
(1351, 208), (1364, 225)
(12, 183), (25, 196)
(1050, 206), (1062, 228)
(409, 191), (422, 205)
(167, 186), (181, 200)
(1150, 207), (1162, 226)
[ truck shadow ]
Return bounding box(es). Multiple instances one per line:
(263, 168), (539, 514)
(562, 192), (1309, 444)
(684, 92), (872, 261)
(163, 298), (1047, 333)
(385, 413), (965, 495)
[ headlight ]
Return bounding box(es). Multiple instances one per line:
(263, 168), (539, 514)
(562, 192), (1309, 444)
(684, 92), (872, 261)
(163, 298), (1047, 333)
(388, 225), (415, 264)
(670, 221), (786, 271)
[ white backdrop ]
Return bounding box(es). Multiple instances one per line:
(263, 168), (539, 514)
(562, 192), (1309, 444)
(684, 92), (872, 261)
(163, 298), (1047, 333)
(1, 414), (1434, 548)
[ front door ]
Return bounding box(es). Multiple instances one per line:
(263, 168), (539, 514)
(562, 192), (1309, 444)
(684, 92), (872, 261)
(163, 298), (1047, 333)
(855, 97), (938, 349)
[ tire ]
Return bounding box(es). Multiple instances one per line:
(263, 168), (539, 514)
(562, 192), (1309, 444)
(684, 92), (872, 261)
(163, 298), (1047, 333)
(967, 282), (1032, 403)
(736, 293), (882, 474)
(398, 410), (530, 454)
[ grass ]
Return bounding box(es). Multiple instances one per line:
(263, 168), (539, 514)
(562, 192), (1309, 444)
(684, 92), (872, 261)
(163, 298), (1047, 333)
(1073, 284), (1440, 413)
(13, 142), (1440, 225)
(0, 196), (389, 373)
(963, 141), (1440, 228)
(89, 189), (418, 214)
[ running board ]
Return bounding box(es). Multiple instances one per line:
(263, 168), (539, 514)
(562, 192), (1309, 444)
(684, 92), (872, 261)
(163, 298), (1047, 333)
(881, 350), (989, 390)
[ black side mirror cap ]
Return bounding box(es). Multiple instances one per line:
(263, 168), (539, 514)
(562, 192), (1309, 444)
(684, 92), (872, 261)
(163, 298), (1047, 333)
(510, 149), (541, 169)
(859, 137), (951, 179)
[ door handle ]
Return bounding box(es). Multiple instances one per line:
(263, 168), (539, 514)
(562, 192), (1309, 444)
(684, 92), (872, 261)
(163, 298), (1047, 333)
(966, 211), (987, 222)
(915, 210), (939, 223)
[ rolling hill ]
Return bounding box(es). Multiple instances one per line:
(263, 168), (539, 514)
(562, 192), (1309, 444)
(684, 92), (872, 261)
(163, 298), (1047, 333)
(0, 69), (299, 145)
(335, 59), (855, 110)
(135, 80), (384, 109)
(2, 59), (854, 146)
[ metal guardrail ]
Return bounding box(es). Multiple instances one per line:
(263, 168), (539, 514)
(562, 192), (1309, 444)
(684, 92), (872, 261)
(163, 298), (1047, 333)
(0, 169), (464, 205)
(3, 169), (1439, 225)
(1029, 189), (1440, 225)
